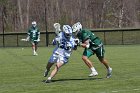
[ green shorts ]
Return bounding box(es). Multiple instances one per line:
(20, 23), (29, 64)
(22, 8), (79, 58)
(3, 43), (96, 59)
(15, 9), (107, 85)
(83, 45), (105, 58)
(31, 40), (38, 45)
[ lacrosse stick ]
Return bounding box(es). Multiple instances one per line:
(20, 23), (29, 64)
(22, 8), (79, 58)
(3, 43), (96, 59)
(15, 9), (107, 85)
(20, 38), (28, 41)
(54, 23), (61, 35)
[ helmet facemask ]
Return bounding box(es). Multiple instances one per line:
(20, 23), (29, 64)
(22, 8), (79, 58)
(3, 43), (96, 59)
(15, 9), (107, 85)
(63, 25), (72, 39)
(32, 21), (37, 28)
(64, 32), (72, 38)
(72, 22), (82, 37)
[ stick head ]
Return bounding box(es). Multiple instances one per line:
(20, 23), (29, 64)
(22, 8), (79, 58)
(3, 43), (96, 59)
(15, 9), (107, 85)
(54, 23), (61, 35)
(21, 39), (27, 41)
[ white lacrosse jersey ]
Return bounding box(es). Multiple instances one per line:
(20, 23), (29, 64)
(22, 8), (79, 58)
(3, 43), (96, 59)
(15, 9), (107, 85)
(49, 32), (76, 63)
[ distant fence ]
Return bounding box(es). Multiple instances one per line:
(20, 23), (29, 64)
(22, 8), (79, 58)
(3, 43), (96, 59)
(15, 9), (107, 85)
(0, 28), (140, 47)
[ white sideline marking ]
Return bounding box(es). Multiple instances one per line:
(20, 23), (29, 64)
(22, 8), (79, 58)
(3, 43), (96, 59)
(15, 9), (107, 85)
(112, 91), (118, 92)
(133, 89), (139, 90)
(111, 88), (139, 93)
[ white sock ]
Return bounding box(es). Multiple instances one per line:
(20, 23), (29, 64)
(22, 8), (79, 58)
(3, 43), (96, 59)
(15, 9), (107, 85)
(108, 67), (112, 71)
(48, 77), (52, 80)
(90, 67), (97, 72)
(108, 67), (111, 70)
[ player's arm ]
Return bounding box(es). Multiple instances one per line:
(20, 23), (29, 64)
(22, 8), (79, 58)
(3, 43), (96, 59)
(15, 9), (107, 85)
(80, 33), (90, 48)
(37, 29), (40, 42)
(21, 29), (30, 41)
(81, 39), (90, 48)
(25, 30), (30, 41)
(52, 33), (61, 45)
(72, 38), (79, 50)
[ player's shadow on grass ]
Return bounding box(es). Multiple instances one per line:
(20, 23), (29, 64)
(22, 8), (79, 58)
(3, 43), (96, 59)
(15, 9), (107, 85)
(42, 77), (103, 83)
(22, 54), (41, 57)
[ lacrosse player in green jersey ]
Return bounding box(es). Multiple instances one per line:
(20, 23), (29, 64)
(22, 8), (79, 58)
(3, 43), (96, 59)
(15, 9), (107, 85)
(72, 22), (112, 78)
(26, 21), (40, 56)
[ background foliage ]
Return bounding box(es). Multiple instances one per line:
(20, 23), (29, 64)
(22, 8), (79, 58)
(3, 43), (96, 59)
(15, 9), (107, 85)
(0, 0), (140, 32)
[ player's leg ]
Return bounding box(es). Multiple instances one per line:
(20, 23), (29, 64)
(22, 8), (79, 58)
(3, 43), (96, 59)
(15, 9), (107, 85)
(45, 62), (64, 83)
(31, 41), (37, 55)
(34, 41), (38, 51)
(98, 56), (112, 78)
(34, 41), (38, 55)
(44, 62), (54, 77)
(96, 46), (112, 78)
(45, 55), (68, 83)
(82, 48), (98, 77)
(44, 54), (57, 77)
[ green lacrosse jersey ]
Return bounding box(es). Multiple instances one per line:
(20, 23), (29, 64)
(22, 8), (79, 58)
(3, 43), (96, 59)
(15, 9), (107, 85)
(27, 26), (40, 41)
(77, 29), (102, 49)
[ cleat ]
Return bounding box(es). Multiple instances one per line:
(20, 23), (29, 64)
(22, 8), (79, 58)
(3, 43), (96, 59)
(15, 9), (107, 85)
(33, 52), (38, 56)
(106, 68), (112, 78)
(88, 71), (98, 77)
(45, 79), (51, 83)
(44, 69), (49, 77)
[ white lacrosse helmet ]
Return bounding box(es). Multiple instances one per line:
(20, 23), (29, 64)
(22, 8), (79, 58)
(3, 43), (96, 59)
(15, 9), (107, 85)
(72, 22), (82, 33)
(32, 21), (37, 27)
(63, 25), (72, 38)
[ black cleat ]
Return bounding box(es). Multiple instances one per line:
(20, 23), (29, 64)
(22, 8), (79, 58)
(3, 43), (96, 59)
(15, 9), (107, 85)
(44, 70), (49, 77)
(45, 80), (51, 83)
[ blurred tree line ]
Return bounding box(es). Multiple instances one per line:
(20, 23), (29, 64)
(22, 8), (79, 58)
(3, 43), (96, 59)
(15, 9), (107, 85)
(0, 0), (140, 32)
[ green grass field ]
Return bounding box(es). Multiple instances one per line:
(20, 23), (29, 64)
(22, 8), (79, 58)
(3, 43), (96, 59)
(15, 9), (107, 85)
(0, 45), (140, 93)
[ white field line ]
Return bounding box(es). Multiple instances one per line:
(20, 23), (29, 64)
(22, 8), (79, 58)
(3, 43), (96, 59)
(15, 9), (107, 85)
(111, 88), (140, 93)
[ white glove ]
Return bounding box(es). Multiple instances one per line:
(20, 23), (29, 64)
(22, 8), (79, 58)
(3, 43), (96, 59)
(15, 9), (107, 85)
(37, 38), (40, 42)
(74, 38), (80, 45)
(52, 39), (57, 45)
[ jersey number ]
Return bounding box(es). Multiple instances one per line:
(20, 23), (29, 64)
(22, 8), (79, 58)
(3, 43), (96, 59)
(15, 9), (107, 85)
(60, 39), (72, 51)
(32, 30), (36, 37)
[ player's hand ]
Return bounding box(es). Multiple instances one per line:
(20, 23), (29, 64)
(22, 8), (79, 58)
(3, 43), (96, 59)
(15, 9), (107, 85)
(37, 38), (40, 42)
(26, 36), (29, 41)
(74, 38), (80, 45)
(52, 39), (57, 45)
(74, 38), (79, 42)
(80, 43), (87, 48)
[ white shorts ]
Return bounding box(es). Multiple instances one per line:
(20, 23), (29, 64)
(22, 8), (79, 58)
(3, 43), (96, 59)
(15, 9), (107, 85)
(48, 53), (68, 64)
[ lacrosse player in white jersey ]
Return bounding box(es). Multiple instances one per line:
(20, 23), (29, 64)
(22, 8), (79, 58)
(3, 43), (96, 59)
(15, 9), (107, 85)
(43, 24), (77, 83)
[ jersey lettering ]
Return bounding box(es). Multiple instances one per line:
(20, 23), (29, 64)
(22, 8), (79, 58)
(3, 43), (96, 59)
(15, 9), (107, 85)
(59, 39), (72, 51)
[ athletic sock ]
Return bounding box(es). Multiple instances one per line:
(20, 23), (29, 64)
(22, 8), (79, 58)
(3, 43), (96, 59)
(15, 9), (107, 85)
(48, 77), (52, 80)
(32, 45), (36, 53)
(90, 67), (97, 72)
(108, 67), (111, 70)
